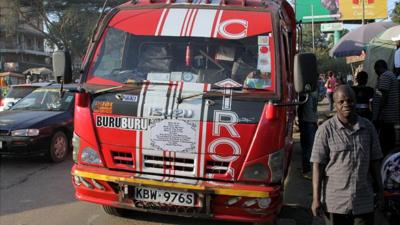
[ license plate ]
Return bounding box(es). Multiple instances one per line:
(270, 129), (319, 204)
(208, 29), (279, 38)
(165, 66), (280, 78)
(134, 186), (195, 207)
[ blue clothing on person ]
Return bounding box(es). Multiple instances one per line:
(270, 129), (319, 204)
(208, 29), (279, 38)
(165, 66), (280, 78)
(244, 78), (271, 89)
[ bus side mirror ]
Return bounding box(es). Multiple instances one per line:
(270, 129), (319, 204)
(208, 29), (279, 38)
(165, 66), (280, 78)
(294, 53), (318, 93)
(53, 50), (72, 84)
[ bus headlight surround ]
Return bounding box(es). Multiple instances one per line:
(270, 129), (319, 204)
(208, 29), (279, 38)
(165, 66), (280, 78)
(80, 147), (102, 165)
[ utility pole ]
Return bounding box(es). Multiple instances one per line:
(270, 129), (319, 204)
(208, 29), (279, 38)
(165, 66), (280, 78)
(311, 4), (315, 53)
(362, 0), (365, 24)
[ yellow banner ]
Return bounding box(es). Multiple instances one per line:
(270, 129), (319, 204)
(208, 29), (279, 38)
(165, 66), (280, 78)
(339, 0), (387, 20)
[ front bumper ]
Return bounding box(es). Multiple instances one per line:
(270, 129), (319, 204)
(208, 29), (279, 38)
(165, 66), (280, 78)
(0, 135), (50, 156)
(72, 164), (283, 223)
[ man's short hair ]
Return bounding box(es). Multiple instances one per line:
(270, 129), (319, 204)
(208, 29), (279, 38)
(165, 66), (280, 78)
(355, 71), (368, 85)
(333, 85), (355, 103)
(374, 60), (388, 70)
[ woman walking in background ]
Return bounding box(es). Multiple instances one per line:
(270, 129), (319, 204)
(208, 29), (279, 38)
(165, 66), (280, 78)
(325, 71), (337, 111)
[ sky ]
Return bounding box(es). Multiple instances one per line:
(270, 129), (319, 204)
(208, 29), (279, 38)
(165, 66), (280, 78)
(388, 0), (396, 15)
(380, 0), (396, 21)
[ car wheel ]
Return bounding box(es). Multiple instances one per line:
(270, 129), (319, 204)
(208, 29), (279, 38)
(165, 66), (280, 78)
(48, 131), (68, 162)
(102, 205), (129, 217)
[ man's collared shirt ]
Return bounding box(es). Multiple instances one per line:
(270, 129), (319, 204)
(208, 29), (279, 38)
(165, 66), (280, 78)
(310, 115), (382, 215)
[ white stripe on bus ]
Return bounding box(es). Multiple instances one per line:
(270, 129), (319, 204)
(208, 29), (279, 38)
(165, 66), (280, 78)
(181, 8), (193, 36)
(191, 9), (218, 37)
(156, 8), (169, 36)
(161, 8), (189, 36)
(213, 10), (223, 38)
(185, 9), (198, 36)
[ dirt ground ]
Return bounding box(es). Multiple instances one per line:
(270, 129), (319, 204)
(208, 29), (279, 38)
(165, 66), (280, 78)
(278, 100), (331, 225)
(281, 99), (394, 225)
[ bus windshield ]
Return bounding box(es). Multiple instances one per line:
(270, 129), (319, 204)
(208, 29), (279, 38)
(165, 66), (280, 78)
(88, 27), (275, 90)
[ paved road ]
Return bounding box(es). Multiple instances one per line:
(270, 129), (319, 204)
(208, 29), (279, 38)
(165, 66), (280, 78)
(0, 155), (240, 225)
(0, 140), (314, 225)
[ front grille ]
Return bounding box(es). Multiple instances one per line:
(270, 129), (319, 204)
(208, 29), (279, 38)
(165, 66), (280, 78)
(0, 129), (10, 136)
(144, 155), (194, 172)
(133, 200), (207, 215)
(206, 160), (229, 174)
(111, 151), (134, 166)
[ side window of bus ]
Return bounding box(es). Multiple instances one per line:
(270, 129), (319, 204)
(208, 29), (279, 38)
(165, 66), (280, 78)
(92, 28), (127, 77)
(287, 31), (294, 79)
(281, 27), (291, 82)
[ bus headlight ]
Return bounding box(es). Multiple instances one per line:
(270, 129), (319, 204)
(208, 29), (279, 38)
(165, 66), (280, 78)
(80, 147), (102, 165)
(242, 163), (269, 181)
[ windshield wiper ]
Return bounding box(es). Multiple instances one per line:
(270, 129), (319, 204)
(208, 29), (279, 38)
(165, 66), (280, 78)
(83, 85), (140, 96)
(177, 88), (239, 104)
(82, 81), (176, 96)
(91, 85), (124, 95)
(210, 84), (243, 90)
(123, 80), (174, 86)
(177, 92), (206, 104)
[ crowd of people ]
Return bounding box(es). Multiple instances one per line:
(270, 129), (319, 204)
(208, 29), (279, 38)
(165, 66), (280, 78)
(298, 59), (400, 225)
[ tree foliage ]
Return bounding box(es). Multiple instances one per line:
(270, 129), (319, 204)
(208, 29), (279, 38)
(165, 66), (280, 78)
(6, 0), (126, 62)
(391, 2), (400, 23)
(300, 23), (351, 77)
(3, 1), (19, 38)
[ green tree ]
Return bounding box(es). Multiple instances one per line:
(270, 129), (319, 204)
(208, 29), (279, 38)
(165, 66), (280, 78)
(300, 23), (351, 76)
(2, 1), (19, 38)
(391, 1), (400, 23)
(5, 0), (126, 61)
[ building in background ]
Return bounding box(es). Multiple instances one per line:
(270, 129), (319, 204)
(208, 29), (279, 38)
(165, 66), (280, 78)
(0, 0), (50, 80)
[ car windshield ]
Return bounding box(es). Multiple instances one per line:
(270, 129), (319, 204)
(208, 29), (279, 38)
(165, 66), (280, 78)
(6, 86), (38, 98)
(11, 88), (74, 111)
(88, 28), (274, 90)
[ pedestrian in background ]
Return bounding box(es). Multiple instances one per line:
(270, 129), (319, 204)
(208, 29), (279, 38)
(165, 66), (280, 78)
(394, 40), (400, 76)
(0, 77), (8, 97)
(297, 90), (318, 179)
(325, 71), (337, 111)
(311, 85), (383, 225)
(26, 74), (32, 84)
(351, 71), (374, 120)
(372, 60), (400, 155)
(318, 74), (327, 102)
